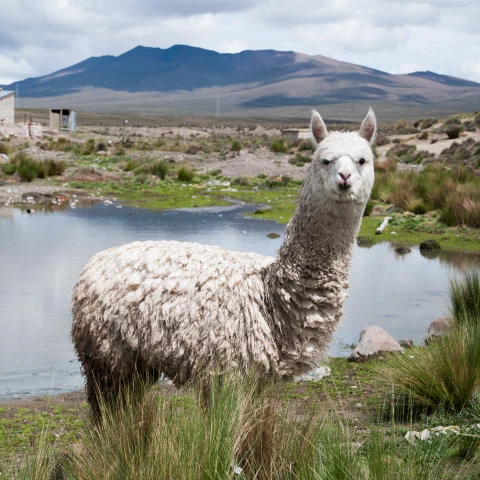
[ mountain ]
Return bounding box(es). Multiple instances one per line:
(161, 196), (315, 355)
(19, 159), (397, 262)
(4, 45), (480, 119)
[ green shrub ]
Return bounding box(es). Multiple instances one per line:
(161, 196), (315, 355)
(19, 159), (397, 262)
(270, 139), (288, 153)
(15, 153), (45, 182)
(177, 165), (194, 182)
(44, 159), (66, 176)
(1, 163), (16, 175)
(230, 140), (242, 152)
(83, 138), (96, 155)
(0, 143), (9, 154)
(150, 161), (169, 180)
(363, 200), (374, 217)
(207, 169), (222, 177)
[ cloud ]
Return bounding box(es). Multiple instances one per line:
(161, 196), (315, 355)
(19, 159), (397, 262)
(0, 0), (480, 87)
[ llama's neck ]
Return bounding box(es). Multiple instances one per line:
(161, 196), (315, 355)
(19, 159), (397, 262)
(263, 176), (365, 376)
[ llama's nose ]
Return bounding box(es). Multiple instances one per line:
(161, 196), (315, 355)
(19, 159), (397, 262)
(338, 171), (352, 182)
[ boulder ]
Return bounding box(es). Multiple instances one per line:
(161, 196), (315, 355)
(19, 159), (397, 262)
(419, 239), (441, 250)
(395, 246), (411, 255)
(425, 317), (452, 344)
(349, 325), (403, 362)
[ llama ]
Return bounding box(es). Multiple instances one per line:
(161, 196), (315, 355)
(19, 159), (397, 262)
(72, 109), (376, 414)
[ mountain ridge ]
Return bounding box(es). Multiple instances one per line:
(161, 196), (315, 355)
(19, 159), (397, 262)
(3, 45), (479, 117)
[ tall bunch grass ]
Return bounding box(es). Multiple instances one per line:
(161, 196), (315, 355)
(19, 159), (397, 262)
(450, 272), (480, 327)
(385, 273), (480, 411)
(177, 165), (195, 182)
(25, 373), (461, 479)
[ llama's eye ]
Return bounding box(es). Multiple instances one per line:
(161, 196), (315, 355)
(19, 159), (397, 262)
(359, 158), (366, 166)
(322, 159), (330, 166)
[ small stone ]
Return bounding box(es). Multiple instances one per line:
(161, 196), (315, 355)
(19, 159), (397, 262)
(425, 317), (452, 344)
(349, 325), (403, 362)
(267, 232), (280, 239)
(395, 246), (411, 254)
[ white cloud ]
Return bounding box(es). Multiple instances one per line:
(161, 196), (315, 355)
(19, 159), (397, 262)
(0, 0), (480, 86)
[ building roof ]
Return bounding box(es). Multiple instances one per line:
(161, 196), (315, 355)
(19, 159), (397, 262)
(0, 90), (14, 100)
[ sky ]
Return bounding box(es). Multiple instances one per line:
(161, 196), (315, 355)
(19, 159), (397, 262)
(1, 0), (480, 85)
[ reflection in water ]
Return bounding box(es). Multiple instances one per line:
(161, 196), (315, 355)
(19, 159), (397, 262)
(0, 203), (478, 397)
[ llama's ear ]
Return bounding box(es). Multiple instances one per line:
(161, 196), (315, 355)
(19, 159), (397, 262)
(359, 107), (377, 145)
(311, 110), (328, 145)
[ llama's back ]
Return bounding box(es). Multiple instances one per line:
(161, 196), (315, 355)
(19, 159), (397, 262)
(72, 240), (278, 380)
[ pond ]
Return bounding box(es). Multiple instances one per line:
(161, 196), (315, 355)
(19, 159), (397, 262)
(0, 202), (479, 397)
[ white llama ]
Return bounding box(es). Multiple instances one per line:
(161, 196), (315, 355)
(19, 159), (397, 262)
(72, 109), (376, 414)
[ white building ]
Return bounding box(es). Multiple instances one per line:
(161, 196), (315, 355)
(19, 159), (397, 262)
(0, 89), (15, 125)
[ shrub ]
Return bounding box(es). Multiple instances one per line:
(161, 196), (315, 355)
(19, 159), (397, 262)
(363, 200), (374, 217)
(445, 125), (463, 139)
(440, 183), (480, 228)
(230, 140), (242, 152)
(417, 131), (428, 140)
(421, 118), (438, 129)
(15, 153), (45, 182)
(1, 163), (16, 175)
(96, 142), (107, 152)
(177, 165), (194, 182)
(0, 143), (9, 154)
(150, 161), (169, 180)
(270, 139), (288, 153)
(44, 159), (66, 176)
(297, 139), (315, 151)
(207, 169), (222, 177)
(232, 176), (251, 186)
(134, 173), (149, 184)
(83, 138), (96, 155)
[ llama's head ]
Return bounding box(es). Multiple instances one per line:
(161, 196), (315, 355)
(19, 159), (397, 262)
(309, 109), (376, 206)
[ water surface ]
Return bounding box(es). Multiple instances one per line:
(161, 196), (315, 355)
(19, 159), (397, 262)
(0, 203), (478, 397)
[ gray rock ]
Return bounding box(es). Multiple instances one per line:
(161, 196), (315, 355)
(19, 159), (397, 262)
(0, 153), (10, 164)
(425, 317), (452, 344)
(349, 325), (403, 362)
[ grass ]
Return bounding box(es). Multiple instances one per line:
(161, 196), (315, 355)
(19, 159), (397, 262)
(3, 370), (478, 479)
(177, 165), (195, 182)
(384, 273), (480, 412)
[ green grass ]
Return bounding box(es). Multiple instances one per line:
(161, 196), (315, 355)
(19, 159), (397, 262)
(4, 371), (478, 479)
(384, 274), (480, 412)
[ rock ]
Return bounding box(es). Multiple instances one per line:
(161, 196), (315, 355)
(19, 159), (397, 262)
(0, 153), (10, 164)
(267, 232), (280, 239)
(395, 246), (411, 254)
(295, 366), (331, 382)
(349, 325), (403, 362)
(425, 317), (452, 344)
(419, 239), (441, 250)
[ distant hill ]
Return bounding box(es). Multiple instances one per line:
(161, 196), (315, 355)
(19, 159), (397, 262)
(3, 45), (480, 119)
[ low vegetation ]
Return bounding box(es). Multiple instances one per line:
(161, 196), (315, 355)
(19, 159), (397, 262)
(385, 273), (480, 411)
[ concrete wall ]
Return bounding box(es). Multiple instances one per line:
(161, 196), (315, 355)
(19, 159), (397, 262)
(0, 94), (15, 125)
